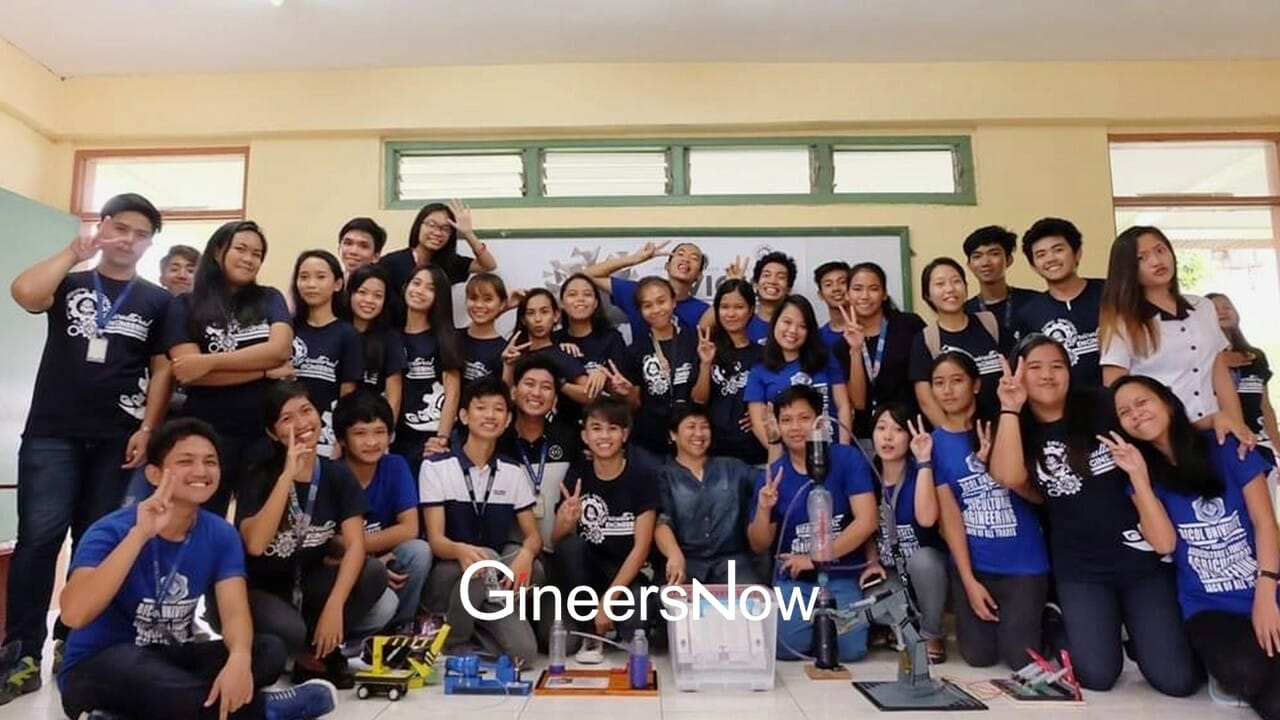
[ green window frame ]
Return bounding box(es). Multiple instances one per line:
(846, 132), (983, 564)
(384, 136), (975, 209)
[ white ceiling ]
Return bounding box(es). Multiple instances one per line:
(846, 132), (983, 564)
(5, 0), (1280, 78)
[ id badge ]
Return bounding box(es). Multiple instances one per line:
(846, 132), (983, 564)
(532, 496), (545, 519)
(86, 336), (108, 364)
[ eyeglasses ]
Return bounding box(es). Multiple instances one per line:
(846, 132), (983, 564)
(422, 221), (451, 233)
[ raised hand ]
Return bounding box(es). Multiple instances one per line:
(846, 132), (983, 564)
(975, 420), (993, 465)
(635, 240), (671, 263)
(696, 326), (716, 365)
(763, 402), (781, 445)
(907, 415), (933, 463)
(996, 356), (1027, 412)
(446, 199), (474, 236)
(68, 231), (103, 264)
(837, 302), (865, 351)
(501, 335), (532, 366)
(506, 288), (528, 312)
(135, 469), (176, 540)
(282, 426), (311, 482)
(605, 360), (634, 397)
(1096, 431), (1149, 479)
(724, 255), (748, 280)
(757, 465), (783, 512)
(557, 479), (584, 524)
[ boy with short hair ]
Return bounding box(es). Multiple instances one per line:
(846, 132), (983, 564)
(159, 244), (200, 295)
(961, 225), (1038, 336)
(814, 260), (852, 352)
(57, 418), (336, 720)
(420, 376), (540, 663)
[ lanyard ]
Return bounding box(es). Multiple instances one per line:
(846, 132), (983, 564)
(462, 459), (497, 521)
(151, 519), (196, 606)
(516, 437), (549, 494)
(978, 294), (1014, 329)
(860, 318), (889, 384)
(650, 330), (683, 395)
(288, 461), (323, 545)
(92, 272), (138, 336)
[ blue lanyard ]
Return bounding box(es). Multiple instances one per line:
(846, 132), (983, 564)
(289, 461), (323, 541)
(92, 272), (138, 336)
(860, 318), (889, 383)
(978, 294), (1014, 329)
(151, 517), (196, 609)
(516, 437), (549, 494)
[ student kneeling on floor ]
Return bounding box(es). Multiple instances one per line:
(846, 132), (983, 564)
(57, 418), (337, 720)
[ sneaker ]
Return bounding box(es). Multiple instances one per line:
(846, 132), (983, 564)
(575, 637), (604, 665)
(0, 655), (41, 705)
(264, 679), (338, 720)
(52, 640), (65, 674)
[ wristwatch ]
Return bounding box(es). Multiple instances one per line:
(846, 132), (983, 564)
(1258, 569), (1280, 581)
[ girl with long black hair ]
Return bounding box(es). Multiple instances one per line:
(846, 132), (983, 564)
(289, 250), (361, 458)
(691, 279), (766, 464)
(377, 200), (497, 293)
(164, 220), (293, 513)
(394, 265), (463, 473)
(345, 263), (405, 419)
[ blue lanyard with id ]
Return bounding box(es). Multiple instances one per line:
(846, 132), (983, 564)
(150, 517), (196, 645)
(861, 317), (889, 384)
(86, 272), (138, 364)
(463, 458), (497, 545)
(516, 437), (549, 518)
(289, 462), (323, 607)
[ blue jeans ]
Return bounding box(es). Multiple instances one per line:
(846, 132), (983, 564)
(775, 576), (868, 663)
(5, 436), (131, 659)
(1057, 571), (1202, 696)
(389, 539), (433, 626)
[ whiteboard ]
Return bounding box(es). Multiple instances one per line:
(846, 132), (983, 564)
(451, 228), (910, 336)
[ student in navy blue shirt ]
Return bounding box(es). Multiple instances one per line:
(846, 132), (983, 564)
(289, 250), (362, 458)
(503, 289), (594, 424)
(336, 390), (432, 633)
(1011, 217), (1104, 389)
(582, 240), (709, 333)
(420, 377), (540, 663)
(2, 193), (175, 699)
(336, 216), (387, 278)
(990, 337), (1200, 695)
(909, 258), (1007, 428)
(746, 295), (853, 461)
(748, 386), (878, 663)
(962, 225), (1040, 339)
(344, 264), (406, 419)
(1107, 375), (1278, 718)
(691, 279), (766, 465)
(164, 221), (294, 514)
(554, 272), (627, 384)
(814, 260), (852, 353)
(462, 273), (515, 387)
(58, 418), (337, 720)
(237, 382), (387, 689)
(928, 351), (1049, 670)
(395, 265), (464, 474)
(858, 403), (948, 664)
(613, 277), (702, 455)
(1209, 292), (1279, 466)
(376, 200), (496, 296)
(834, 262), (927, 444)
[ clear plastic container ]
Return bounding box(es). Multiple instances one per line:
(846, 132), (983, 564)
(666, 583), (777, 691)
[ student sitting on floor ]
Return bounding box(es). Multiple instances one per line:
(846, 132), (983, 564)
(58, 418), (337, 720)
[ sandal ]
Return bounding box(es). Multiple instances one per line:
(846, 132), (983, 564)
(926, 641), (947, 665)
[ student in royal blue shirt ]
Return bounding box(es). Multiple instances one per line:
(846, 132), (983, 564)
(57, 418), (336, 720)
(813, 260), (852, 353)
(1010, 217), (1104, 389)
(2, 193), (175, 699)
(344, 264), (406, 419)
(1107, 375), (1279, 719)
(164, 221), (294, 514)
(691, 279), (767, 465)
(962, 225), (1040, 339)
(582, 240), (709, 333)
(747, 386), (878, 663)
(746, 295), (853, 461)
(336, 390), (432, 633)
(289, 250), (362, 458)
(928, 351), (1049, 670)
(858, 403), (949, 664)
(990, 337), (1200, 695)
(395, 265), (464, 475)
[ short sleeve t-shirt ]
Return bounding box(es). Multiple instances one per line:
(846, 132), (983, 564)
(163, 288), (291, 435)
(359, 328), (408, 393)
(931, 428), (1049, 576)
(746, 315), (771, 345)
(59, 507), (245, 683)
(964, 287), (1041, 339)
(399, 329), (449, 441)
(25, 271), (172, 439)
(707, 343), (767, 464)
(1026, 404), (1164, 582)
(745, 357), (845, 435)
(553, 328), (628, 376)
(1011, 279), (1104, 389)
(874, 463), (944, 568)
(236, 458), (369, 598)
(361, 454), (420, 533)
(498, 421), (582, 552)
(419, 452), (536, 552)
(563, 459), (660, 568)
(609, 276), (708, 333)
(750, 444), (875, 581)
(1146, 436), (1272, 619)
(377, 248), (474, 294)
(623, 329), (700, 453)
(908, 317), (1004, 420)
(835, 312), (927, 439)
(1235, 352), (1275, 463)
(292, 319), (363, 456)
(462, 333), (506, 385)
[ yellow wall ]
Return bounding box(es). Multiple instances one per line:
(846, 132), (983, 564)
(7, 54), (1280, 304)
(0, 110), (56, 203)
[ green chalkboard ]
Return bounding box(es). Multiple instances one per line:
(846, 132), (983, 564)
(0, 188), (80, 546)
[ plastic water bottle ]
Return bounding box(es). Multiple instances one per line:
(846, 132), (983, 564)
(549, 619), (567, 675)
(628, 629), (650, 689)
(807, 483), (834, 564)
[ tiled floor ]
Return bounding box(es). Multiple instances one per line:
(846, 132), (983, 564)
(1, 644), (1256, 720)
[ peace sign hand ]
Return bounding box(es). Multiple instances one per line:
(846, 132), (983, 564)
(502, 335), (532, 366)
(68, 231), (103, 264)
(135, 468), (176, 541)
(757, 465), (784, 512)
(907, 415), (933, 463)
(696, 326), (716, 364)
(996, 356), (1027, 413)
(606, 360), (634, 396)
(1097, 431), (1149, 481)
(975, 420), (994, 465)
(837, 302), (865, 351)
(634, 240), (671, 263)
(724, 255), (749, 280)
(557, 479), (583, 523)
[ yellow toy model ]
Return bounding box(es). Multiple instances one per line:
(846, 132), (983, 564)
(354, 624), (451, 701)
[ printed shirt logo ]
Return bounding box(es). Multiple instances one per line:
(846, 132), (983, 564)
(264, 520), (338, 558)
(65, 288), (154, 343)
(789, 514), (848, 555)
(641, 354), (670, 395)
(292, 337), (339, 384)
(204, 319), (271, 354)
(956, 454), (1020, 540)
(405, 380), (445, 432)
(548, 443), (564, 461)
(1039, 318), (1098, 365)
(940, 344), (1002, 376)
(878, 524), (920, 566)
(133, 572), (197, 647)
(712, 360), (749, 397)
(1178, 496), (1257, 594)
(118, 372), (149, 420)
(1034, 441), (1117, 498)
(579, 493), (637, 544)
(464, 360), (493, 382)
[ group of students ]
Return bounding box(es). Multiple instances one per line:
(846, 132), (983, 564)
(4, 191), (1280, 720)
